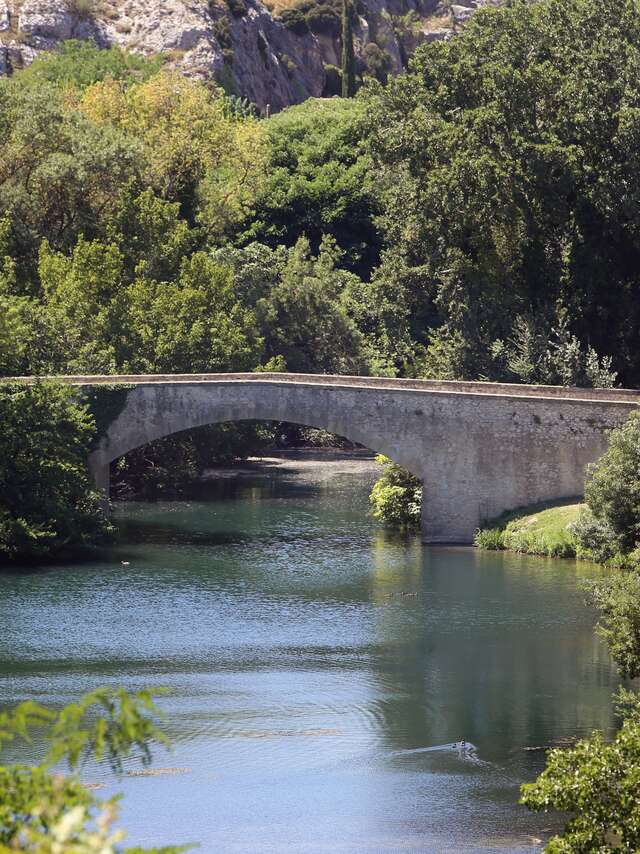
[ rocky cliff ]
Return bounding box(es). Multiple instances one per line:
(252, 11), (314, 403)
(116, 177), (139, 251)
(0, 0), (467, 110)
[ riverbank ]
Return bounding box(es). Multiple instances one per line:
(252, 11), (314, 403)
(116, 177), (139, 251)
(475, 501), (583, 558)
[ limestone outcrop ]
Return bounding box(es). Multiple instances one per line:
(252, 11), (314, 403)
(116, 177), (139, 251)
(0, 0), (461, 110)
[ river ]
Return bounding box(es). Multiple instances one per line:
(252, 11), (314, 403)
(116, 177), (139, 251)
(0, 452), (620, 853)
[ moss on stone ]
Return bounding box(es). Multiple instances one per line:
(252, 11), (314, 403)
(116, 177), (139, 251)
(80, 384), (134, 448)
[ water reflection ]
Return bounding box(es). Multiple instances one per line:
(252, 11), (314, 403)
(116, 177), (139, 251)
(0, 458), (620, 853)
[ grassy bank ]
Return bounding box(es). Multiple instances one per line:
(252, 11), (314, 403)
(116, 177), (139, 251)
(475, 500), (583, 558)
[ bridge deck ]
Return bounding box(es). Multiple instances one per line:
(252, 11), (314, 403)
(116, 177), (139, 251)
(6, 372), (640, 405)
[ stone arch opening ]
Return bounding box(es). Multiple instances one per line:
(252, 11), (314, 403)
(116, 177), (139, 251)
(109, 418), (397, 500)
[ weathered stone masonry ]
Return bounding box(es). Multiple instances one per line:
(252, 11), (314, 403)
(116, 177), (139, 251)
(35, 372), (640, 544)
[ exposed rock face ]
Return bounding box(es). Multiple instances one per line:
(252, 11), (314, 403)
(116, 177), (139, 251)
(0, 0), (460, 110)
(0, 2), (10, 32)
(19, 0), (75, 41)
(226, 6), (325, 109)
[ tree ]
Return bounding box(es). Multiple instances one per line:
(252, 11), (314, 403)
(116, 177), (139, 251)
(0, 382), (111, 562)
(369, 455), (422, 529)
(38, 238), (124, 374)
(235, 98), (381, 278)
(123, 252), (262, 373)
(109, 188), (196, 284)
(79, 71), (267, 235)
(521, 689), (640, 852)
(490, 314), (617, 388)
(0, 686), (184, 852)
(364, 0), (640, 385)
(341, 0), (356, 98)
(0, 82), (141, 273)
(254, 237), (371, 374)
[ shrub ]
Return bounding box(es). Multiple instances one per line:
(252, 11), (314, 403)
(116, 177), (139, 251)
(474, 527), (505, 550)
(278, 7), (310, 34)
(213, 15), (234, 49)
(306, 1), (340, 35)
(502, 524), (576, 557)
(474, 502), (580, 558)
(369, 455), (421, 529)
(10, 41), (160, 90)
(361, 42), (393, 83)
(65, 0), (96, 19)
(279, 53), (297, 76)
(583, 412), (640, 554)
(570, 506), (619, 563)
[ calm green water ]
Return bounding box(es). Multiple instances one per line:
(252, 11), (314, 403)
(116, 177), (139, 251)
(0, 458), (620, 853)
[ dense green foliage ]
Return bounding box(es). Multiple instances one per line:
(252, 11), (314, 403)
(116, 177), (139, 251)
(0, 687), (183, 852)
(567, 413), (640, 678)
(521, 690), (640, 852)
(2, 13), (628, 388)
(236, 98), (381, 277)
(0, 47), (386, 497)
(582, 414), (640, 556)
(368, 455), (421, 529)
(363, 0), (636, 384)
(8, 40), (160, 90)
(0, 383), (111, 562)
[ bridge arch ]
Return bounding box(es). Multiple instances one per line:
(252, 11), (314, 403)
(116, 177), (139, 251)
(89, 382), (425, 480)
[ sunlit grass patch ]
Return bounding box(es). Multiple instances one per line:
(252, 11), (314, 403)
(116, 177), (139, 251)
(475, 500), (583, 558)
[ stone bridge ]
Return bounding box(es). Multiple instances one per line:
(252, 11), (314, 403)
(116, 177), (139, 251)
(44, 373), (640, 543)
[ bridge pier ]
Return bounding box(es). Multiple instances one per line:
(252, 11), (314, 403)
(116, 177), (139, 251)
(419, 476), (485, 544)
(89, 458), (110, 514)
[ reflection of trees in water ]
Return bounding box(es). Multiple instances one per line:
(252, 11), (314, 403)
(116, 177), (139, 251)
(366, 541), (619, 758)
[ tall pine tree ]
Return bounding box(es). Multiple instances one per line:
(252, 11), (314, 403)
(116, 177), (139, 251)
(341, 0), (356, 97)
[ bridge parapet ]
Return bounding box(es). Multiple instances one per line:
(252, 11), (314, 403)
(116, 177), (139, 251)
(8, 372), (640, 403)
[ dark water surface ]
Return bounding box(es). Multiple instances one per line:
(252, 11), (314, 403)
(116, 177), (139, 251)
(0, 458), (620, 853)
